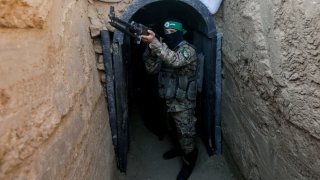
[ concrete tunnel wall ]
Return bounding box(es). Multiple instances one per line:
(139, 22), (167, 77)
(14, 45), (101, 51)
(1, 0), (320, 179)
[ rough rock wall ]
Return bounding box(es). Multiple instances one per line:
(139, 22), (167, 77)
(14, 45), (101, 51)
(216, 0), (320, 179)
(0, 0), (52, 28)
(87, 0), (133, 82)
(0, 0), (117, 179)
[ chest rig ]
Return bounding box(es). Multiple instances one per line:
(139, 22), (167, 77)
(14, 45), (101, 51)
(158, 42), (198, 101)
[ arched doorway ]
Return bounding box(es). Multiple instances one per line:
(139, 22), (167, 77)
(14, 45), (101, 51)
(101, 0), (222, 172)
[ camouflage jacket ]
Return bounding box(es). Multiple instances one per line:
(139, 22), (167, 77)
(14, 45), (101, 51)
(144, 39), (197, 112)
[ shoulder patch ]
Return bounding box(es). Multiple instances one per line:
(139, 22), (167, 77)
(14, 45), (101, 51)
(182, 48), (191, 58)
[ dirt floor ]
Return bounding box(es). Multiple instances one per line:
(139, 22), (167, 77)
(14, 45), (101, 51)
(117, 107), (237, 180)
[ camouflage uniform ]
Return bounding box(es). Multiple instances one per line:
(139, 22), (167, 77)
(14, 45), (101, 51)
(144, 38), (197, 154)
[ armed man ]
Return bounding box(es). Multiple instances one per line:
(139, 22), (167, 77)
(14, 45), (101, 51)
(141, 20), (198, 180)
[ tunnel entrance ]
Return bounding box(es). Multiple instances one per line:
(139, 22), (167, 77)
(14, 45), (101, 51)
(101, 0), (222, 172)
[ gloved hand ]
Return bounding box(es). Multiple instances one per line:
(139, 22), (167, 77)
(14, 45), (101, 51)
(141, 30), (156, 43)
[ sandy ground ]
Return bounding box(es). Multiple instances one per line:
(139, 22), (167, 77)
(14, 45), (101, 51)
(117, 107), (237, 180)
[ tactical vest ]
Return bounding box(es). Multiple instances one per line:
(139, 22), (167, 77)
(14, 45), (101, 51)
(158, 42), (204, 101)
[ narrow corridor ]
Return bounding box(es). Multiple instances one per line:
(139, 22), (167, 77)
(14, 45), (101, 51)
(117, 107), (236, 180)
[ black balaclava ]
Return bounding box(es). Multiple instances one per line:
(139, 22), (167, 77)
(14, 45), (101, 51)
(164, 30), (184, 50)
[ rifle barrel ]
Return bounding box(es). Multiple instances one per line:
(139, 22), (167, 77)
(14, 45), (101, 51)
(110, 22), (137, 39)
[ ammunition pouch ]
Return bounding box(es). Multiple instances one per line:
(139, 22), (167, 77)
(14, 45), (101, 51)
(158, 70), (176, 99)
(158, 69), (197, 101)
(187, 81), (197, 101)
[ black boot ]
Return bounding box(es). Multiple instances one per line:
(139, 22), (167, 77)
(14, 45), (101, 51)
(176, 148), (198, 180)
(163, 147), (183, 160)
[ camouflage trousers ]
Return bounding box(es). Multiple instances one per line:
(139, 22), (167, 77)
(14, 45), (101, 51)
(167, 109), (197, 154)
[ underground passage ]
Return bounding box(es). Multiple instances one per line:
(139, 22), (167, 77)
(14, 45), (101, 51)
(1, 0), (320, 179)
(101, 0), (225, 178)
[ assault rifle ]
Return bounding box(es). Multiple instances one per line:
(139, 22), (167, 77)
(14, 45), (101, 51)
(109, 6), (150, 44)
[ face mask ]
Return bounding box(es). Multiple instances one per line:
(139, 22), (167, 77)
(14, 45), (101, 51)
(164, 30), (183, 50)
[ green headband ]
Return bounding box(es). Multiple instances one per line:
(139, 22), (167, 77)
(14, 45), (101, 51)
(164, 21), (187, 34)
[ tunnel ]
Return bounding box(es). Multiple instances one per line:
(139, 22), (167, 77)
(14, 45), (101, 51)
(101, 0), (222, 173)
